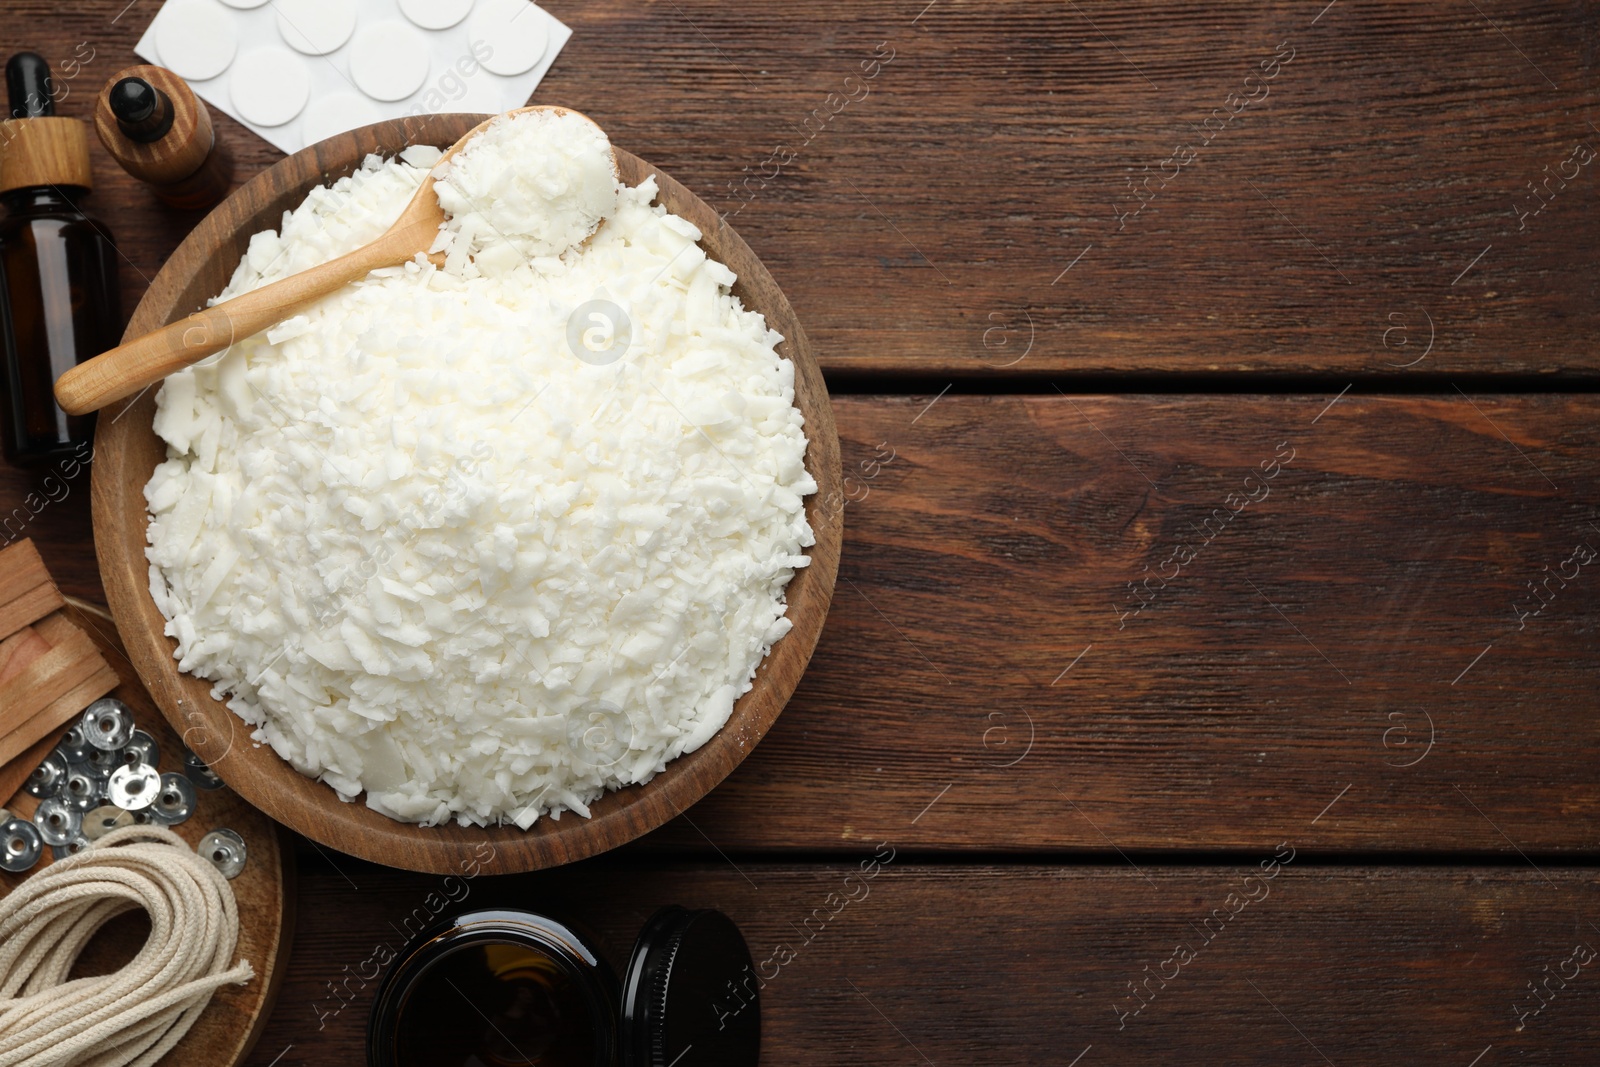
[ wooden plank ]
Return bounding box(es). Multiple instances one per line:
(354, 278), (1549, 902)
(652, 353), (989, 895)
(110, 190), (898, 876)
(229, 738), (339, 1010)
(4, 395), (1594, 852)
(634, 394), (1600, 853)
(245, 858), (1600, 1065)
(6, 1), (1597, 376)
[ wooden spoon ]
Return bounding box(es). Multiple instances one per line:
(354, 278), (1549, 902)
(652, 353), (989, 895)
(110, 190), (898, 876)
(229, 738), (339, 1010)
(55, 105), (610, 416)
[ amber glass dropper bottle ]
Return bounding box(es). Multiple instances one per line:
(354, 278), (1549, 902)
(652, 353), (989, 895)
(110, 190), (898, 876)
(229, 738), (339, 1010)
(0, 52), (120, 464)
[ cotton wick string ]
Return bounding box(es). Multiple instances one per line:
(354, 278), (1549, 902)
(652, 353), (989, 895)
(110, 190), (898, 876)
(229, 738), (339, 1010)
(0, 825), (255, 1067)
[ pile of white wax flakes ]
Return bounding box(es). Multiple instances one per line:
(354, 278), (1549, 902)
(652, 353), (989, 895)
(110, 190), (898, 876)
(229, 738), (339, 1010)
(145, 111), (815, 828)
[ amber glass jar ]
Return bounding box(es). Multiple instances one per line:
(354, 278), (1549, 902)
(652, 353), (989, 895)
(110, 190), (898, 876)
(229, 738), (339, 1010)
(367, 906), (760, 1067)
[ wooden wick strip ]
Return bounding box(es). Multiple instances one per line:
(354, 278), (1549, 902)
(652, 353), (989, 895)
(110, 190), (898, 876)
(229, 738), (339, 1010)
(0, 540), (65, 642)
(0, 597), (120, 801)
(0, 655), (120, 768)
(0, 627), (55, 808)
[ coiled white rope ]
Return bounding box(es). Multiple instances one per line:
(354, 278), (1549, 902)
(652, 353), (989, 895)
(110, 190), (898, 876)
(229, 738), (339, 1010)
(0, 825), (255, 1067)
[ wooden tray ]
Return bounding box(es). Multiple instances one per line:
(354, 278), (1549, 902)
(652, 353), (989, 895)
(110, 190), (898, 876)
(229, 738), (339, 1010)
(0, 600), (292, 1067)
(91, 115), (842, 875)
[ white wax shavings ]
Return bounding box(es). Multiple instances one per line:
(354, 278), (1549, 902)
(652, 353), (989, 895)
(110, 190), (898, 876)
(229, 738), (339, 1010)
(144, 123), (815, 830)
(432, 110), (618, 268)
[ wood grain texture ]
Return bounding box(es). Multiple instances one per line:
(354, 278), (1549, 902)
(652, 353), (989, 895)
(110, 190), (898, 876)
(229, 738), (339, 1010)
(0, 610), (101, 715)
(0, 459), (96, 602)
(0, 600), (292, 1067)
(0, 625), (50, 685)
(4, 1), (1598, 376)
(0, 538), (62, 638)
(15, 391), (1598, 853)
(93, 65), (222, 189)
(0, 539), (51, 604)
(0, 117), (92, 192)
(629, 393), (1600, 853)
(0, 624), (52, 800)
(0, 581), (62, 643)
(0, 612), (117, 767)
(0, 1), (1594, 1059)
(0, 731), (51, 805)
(246, 857), (1600, 1066)
(91, 117), (842, 875)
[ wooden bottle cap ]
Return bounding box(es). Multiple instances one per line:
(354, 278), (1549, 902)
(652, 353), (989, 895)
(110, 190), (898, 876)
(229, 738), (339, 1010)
(0, 117), (93, 194)
(94, 65), (215, 187)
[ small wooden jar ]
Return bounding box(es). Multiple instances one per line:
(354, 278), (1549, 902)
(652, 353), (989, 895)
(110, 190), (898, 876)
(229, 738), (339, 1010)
(94, 65), (232, 211)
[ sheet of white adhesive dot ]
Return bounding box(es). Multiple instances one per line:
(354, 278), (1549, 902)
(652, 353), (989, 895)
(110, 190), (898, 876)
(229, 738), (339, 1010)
(230, 47), (311, 126)
(275, 0), (359, 56)
(399, 0), (474, 32)
(135, 0), (570, 155)
(152, 0), (238, 81)
(300, 92), (383, 145)
(466, 0), (548, 76)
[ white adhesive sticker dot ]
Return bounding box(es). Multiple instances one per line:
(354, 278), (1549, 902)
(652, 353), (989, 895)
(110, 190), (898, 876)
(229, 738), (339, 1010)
(153, 0), (239, 82)
(466, 0), (548, 76)
(217, 0), (270, 8)
(300, 91), (384, 145)
(349, 21), (432, 102)
(275, 0), (358, 56)
(230, 48), (312, 127)
(399, 0), (473, 31)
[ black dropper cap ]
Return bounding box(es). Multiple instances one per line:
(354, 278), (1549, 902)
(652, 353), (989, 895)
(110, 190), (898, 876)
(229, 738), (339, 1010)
(108, 77), (176, 144)
(6, 52), (55, 118)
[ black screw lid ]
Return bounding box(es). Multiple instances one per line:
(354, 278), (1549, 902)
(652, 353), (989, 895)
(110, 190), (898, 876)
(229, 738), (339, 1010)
(622, 907), (760, 1067)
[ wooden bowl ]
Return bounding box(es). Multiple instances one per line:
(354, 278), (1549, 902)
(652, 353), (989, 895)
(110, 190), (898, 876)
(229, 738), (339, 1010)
(91, 114), (841, 875)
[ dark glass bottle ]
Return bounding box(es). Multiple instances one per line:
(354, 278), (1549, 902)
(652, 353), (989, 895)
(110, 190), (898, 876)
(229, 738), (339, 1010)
(0, 52), (120, 464)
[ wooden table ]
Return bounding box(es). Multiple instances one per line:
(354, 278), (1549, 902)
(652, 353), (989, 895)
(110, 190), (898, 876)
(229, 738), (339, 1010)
(5, 1), (1597, 1062)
